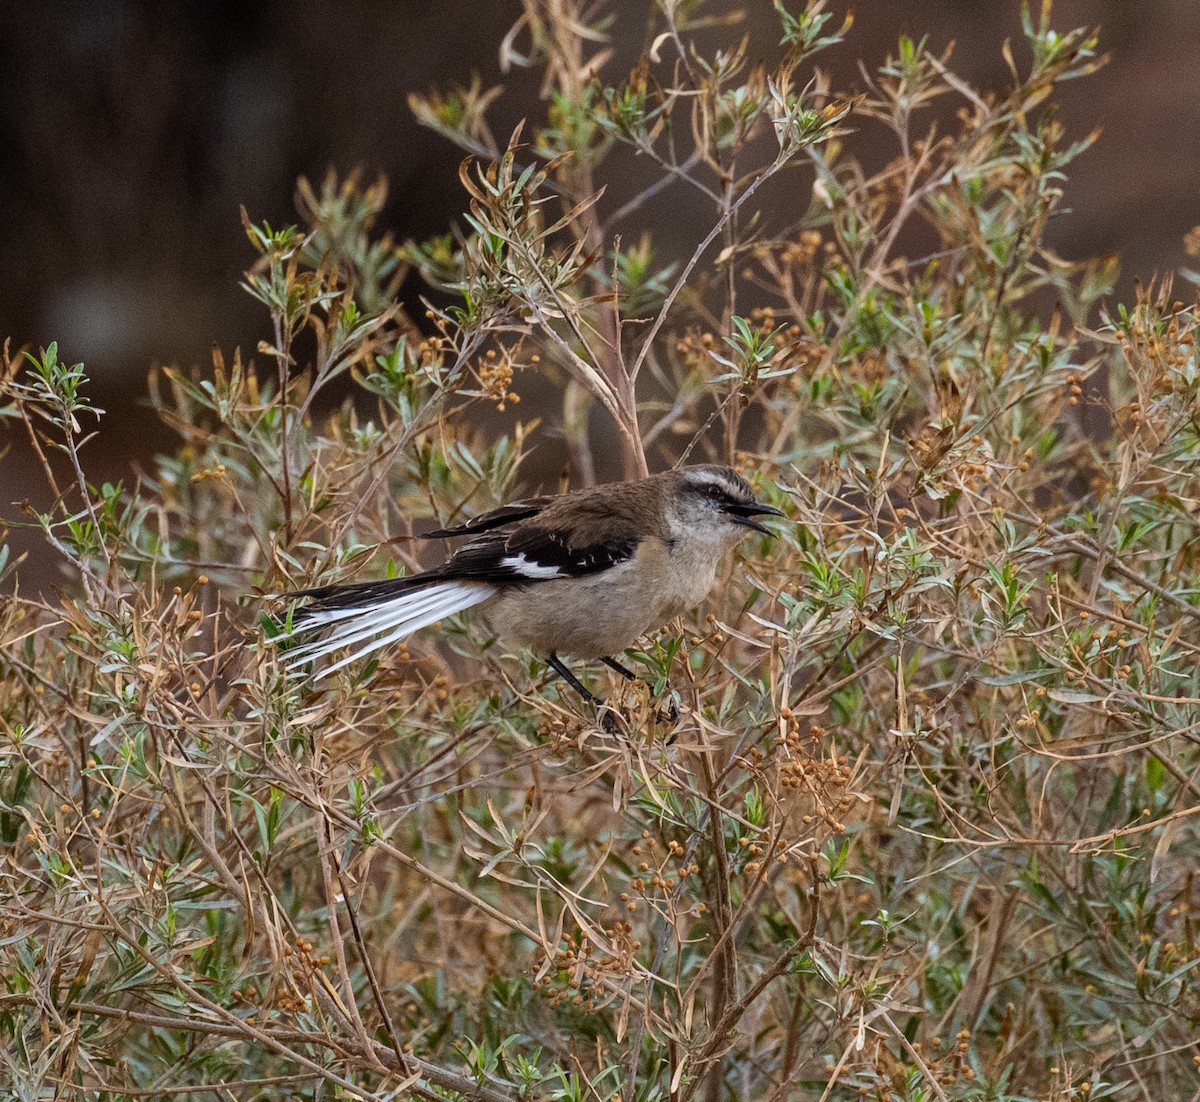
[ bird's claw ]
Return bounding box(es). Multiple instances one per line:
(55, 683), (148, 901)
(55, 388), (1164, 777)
(595, 696), (678, 735)
(597, 704), (624, 735)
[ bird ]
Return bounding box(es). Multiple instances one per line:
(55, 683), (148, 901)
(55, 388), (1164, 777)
(272, 464), (783, 716)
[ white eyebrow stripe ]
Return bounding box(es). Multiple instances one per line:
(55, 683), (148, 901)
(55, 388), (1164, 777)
(500, 554), (564, 579)
(682, 468), (738, 494)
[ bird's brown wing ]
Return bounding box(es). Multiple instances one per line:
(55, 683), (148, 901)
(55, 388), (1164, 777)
(422, 481), (656, 581)
(421, 496), (555, 540)
(439, 515), (640, 582)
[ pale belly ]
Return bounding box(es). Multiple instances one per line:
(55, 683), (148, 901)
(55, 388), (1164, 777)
(484, 537), (720, 658)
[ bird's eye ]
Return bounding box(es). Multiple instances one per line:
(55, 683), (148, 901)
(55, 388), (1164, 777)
(706, 485), (725, 501)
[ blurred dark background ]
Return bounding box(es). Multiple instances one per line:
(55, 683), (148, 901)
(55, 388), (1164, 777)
(3, 1), (1199, 590)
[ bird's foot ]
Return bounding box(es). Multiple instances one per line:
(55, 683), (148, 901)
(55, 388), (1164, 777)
(600, 658), (680, 726)
(597, 703), (625, 735)
(595, 695), (679, 736)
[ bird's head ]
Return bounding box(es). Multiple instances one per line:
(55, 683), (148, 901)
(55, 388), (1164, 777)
(671, 465), (785, 543)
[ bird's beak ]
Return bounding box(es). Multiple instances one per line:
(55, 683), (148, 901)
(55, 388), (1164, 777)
(725, 500), (785, 536)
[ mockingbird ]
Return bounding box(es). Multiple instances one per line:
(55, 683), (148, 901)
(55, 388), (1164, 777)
(274, 464), (783, 715)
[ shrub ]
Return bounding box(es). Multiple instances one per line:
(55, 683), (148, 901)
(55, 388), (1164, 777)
(3, 2), (1200, 1099)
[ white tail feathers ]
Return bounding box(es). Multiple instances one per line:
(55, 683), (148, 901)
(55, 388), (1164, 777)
(279, 581), (495, 681)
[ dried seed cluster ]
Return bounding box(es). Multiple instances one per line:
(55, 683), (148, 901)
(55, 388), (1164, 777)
(477, 347), (522, 410)
(533, 923), (641, 1012)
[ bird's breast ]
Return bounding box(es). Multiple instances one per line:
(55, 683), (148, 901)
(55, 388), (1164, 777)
(654, 532), (722, 620)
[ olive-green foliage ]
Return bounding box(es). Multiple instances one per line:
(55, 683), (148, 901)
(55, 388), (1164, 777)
(3, 3), (1200, 1100)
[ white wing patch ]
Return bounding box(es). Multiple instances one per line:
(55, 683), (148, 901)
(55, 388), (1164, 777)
(500, 554), (563, 579)
(282, 581), (495, 681)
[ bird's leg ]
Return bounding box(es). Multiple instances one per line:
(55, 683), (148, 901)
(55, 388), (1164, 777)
(547, 652), (621, 732)
(601, 656), (679, 724)
(547, 652), (603, 705)
(600, 656), (638, 681)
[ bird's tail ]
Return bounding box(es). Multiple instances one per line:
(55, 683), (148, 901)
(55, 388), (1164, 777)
(273, 576), (495, 680)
